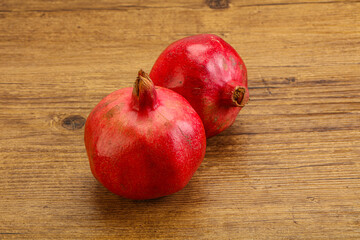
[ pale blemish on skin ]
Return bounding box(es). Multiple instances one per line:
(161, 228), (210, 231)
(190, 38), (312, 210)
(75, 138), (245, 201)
(223, 59), (228, 71)
(178, 126), (192, 148)
(230, 56), (236, 66)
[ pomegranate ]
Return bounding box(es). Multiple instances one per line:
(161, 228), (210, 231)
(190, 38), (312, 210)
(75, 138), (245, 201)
(150, 34), (249, 138)
(84, 70), (206, 200)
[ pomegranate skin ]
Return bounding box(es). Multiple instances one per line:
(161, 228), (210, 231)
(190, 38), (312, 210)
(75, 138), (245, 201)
(150, 34), (249, 138)
(84, 71), (206, 200)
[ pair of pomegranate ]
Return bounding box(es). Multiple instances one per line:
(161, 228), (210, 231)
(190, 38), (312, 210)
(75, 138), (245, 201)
(84, 34), (249, 200)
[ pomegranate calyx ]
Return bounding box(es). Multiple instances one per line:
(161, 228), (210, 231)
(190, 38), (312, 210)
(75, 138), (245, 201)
(132, 70), (159, 111)
(232, 86), (249, 107)
(221, 80), (249, 108)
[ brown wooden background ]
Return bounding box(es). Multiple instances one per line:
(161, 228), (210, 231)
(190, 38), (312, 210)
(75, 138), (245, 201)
(1, 0), (360, 239)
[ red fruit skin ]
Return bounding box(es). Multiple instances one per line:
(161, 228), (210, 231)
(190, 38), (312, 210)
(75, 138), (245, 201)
(84, 73), (206, 200)
(150, 34), (249, 138)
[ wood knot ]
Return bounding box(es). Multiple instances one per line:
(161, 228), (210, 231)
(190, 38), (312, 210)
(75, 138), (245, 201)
(61, 115), (86, 130)
(286, 77), (296, 83)
(206, 0), (229, 9)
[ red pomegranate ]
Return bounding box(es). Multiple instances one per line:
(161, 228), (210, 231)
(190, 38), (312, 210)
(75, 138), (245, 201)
(84, 70), (206, 200)
(150, 34), (249, 138)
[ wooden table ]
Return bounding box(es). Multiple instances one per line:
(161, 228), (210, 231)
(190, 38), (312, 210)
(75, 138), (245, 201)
(1, 0), (359, 239)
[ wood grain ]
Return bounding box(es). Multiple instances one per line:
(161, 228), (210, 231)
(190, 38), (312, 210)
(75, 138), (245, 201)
(1, 0), (360, 239)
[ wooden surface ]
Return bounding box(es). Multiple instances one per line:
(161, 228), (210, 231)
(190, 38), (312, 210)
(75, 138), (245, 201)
(1, 0), (360, 239)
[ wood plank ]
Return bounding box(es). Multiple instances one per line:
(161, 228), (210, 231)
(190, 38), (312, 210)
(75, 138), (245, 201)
(0, 0), (359, 239)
